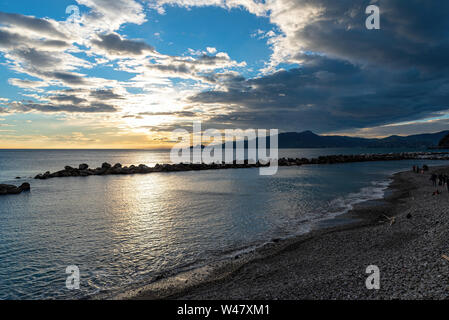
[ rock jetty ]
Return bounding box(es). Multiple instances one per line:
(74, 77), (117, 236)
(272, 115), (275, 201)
(0, 183), (31, 195)
(34, 161), (268, 180)
(32, 152), (449, 180)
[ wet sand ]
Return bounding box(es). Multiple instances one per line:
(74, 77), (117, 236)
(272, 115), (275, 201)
(130, 166), (449, 300)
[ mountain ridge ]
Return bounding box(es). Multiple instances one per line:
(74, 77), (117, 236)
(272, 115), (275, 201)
(276, 130), (449, 148)
(205, 130), (449, 149)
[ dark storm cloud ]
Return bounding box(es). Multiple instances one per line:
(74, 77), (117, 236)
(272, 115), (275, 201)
(291, 0), (449, 72)
(91, 33), (154, 56)
(189, 0), (449, 133)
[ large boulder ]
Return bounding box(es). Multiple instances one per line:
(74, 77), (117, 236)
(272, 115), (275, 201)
(0, 185), (19, 195)
(79, 163), (89, 170)
(0, 183), (31, 195)
(102, 162), (112, 169)
(19, 183), (31, 191)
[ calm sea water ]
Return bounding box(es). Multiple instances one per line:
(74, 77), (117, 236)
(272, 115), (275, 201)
(0, 148), (448, 299)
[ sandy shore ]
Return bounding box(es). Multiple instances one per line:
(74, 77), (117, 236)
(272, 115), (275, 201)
(130, 165), (449, 300)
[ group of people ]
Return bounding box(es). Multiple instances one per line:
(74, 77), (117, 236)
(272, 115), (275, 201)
(412, 165), (449, 195)
(430, 172), (449, 195)
(412, 165), (428, 174)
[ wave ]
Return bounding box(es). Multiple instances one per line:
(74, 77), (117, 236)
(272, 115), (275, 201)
(325, 179), (392, 218)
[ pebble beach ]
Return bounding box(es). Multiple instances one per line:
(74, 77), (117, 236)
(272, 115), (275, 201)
(131, 165), (449, 300)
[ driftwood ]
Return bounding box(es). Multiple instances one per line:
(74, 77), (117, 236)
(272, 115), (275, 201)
(382, 215), (396, 226)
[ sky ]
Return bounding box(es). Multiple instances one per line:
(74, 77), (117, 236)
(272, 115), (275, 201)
(0, 0), (449, 148)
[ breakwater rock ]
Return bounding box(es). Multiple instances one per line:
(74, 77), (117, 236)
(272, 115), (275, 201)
(0, 183), (31, 195)
(34, 152), (449, 180)
(34, 161), (268, 180)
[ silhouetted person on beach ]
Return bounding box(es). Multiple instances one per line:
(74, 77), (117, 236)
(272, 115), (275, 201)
(431, 174), (437, 187)
(438, 174), (444, 186)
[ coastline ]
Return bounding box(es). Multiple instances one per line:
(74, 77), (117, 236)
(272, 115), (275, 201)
(127, 165), (449, 300)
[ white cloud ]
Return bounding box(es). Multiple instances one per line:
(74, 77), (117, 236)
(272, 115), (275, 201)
(0, 1), (247, 135)
(76, 0), (147, 31)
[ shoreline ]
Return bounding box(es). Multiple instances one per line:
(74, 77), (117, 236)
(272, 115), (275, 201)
(127, 165), (449, 300)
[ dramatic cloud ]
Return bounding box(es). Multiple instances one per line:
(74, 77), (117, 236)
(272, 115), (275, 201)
(90, 89), (124, 100)
(76, 0), (147, 31)
(91, 33), (154, 56)
(48, 94), (88, 105)
(189, 53), (449, 132)
(149, 0), (449, 133)
(0, 11), (67, 38)
(8, 101), (117, 113)
(2, 0), (449, 148)
(8, 78), (47, 89)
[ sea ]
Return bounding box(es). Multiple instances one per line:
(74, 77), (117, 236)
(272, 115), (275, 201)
(0, 148), (448, 299)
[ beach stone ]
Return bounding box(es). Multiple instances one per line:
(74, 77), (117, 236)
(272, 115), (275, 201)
(0, 183), (30, 195)
(7, 187), (21, 194)
(19, 183), (31, 191)
(0, 184), (17, 194)
(79, 163), (89, 170)
(79, 170), (92, 177)
(102, 162), (112, 169)
(121, 167), (130, 174)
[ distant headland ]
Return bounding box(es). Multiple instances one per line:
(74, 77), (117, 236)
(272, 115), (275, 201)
(213, 130), (449, 149)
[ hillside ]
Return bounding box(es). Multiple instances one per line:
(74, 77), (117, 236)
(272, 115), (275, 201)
(438, 133), (449, 148)
(214, 130), (449, 149)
